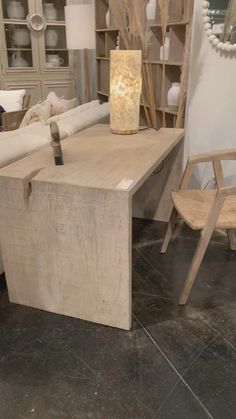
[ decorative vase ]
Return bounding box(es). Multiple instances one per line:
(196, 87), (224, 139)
(46, 54), (64, 67)
(167, 82), (181, 109)
(43, 3), (57, 21)
(160, 32), (170, 61)
(105, 9), (110, 27)
(11, 51), (29, 67)
(7, 1), (25, 19)
(45, 29), (58, 47)
(146, 0), (156, 21)
(12, 28), (30, 46)
(110, 50), (142, 135)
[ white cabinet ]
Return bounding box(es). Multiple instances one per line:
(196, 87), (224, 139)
(0, 0), (78, 104)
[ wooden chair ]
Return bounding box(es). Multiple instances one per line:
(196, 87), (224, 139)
(161, 149), (236, 305)
(2, 95), (30, 131)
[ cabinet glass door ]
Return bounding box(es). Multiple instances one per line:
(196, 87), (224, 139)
(37, 0), (73, 72)
(1, 0), (39, 72)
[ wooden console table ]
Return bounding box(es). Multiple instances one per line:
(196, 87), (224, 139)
(0, 125), (184, 330)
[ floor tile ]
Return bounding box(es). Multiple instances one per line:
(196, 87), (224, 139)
(0, 284), (181, 419)
(1, 218), (236, 419)
(133, 250), (217, 375)
(182, 336), (236, 419)
(138, 229), (236, 312)
(156, 381), (211, 419)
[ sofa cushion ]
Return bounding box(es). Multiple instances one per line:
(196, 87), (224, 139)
(47, 92), (79, 116)
(0, 89), (25, 112)
(20, 101), (52, 127)
(0, 101), (110, 168)
(0, 122), (51, 168)
(47, 101), (110, 136)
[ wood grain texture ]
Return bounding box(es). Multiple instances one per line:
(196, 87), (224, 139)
(0, 124), (184, 329)
(0, 125), (184, 194)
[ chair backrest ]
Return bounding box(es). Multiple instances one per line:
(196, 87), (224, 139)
(181, 149), (236, 190)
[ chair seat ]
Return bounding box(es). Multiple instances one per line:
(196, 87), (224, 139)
(172, 190), (236, 230)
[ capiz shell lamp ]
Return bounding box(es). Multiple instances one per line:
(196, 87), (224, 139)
(110, 50), (142, 135)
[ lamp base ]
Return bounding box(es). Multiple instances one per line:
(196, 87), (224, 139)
(111, 128), (138, 135)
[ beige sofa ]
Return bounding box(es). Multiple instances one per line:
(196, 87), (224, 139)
(0, 100), (110, 273)
(0, 100), (109, 169)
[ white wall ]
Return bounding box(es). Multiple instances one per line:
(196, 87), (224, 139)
(185, 0), (236, 187)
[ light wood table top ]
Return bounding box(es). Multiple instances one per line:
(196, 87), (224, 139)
(0, 125), (184, 195)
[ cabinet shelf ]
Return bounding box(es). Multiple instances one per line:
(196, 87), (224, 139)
(3, 20), (27, 25)
(45, 21), (66, 26)
(46, 48), (68, 51)
(140, 103), (178, 116)
(150, 60), (182, 66)
(96, 56), (110, 60)
(96, 57), (182, 67)
(96, 27), (119, 32)
(7, 48), (32, 51)
(157, 107), (178, 115)
(96, 21), (188, 32)
(149, 21), (188, 28)
(97, 90), (109, 96)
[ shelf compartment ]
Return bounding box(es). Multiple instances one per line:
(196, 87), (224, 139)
(45, 50), (69, 68)
(148, 27), (162, 61)
(42, 0), (66, 22)
(97, 59), (110, 95)
(2, 0), (28, 20)
(161, 112), (178, 128)
(169, 25), (186, 62)
(4, 23), (31, 49)
(95, 0), (109, 29)
(156, 0), (185, 24)
(96, 31), (106, 57)
(141, 63), (162, 109)
(159, 65), (181, 107)
(105, 30), (119, 57)
(7, 49), (33, 68)
(44, 25), (67, 50)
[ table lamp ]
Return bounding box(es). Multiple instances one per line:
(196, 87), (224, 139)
(65, 2), (95, 103)
(110, 50), (142, 135)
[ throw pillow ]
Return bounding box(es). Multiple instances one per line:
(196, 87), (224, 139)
(0, 89), (25, 112)
(46, 91), (79, 116)
(20, 101), (52, 127)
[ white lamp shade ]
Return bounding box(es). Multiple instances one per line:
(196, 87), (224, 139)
(65, 4), (95, 50)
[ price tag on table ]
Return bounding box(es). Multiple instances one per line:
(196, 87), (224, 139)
(116, 179), (134, 190)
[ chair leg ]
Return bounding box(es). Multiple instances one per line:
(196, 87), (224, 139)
(179, 230), (213, 305)
(161, 208), (178, 254)
(227, 230), (236, 251)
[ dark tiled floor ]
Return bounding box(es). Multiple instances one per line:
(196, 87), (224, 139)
(0, 219), (236, 419)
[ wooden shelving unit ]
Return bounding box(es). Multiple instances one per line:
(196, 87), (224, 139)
(95, 0), (194, 128)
